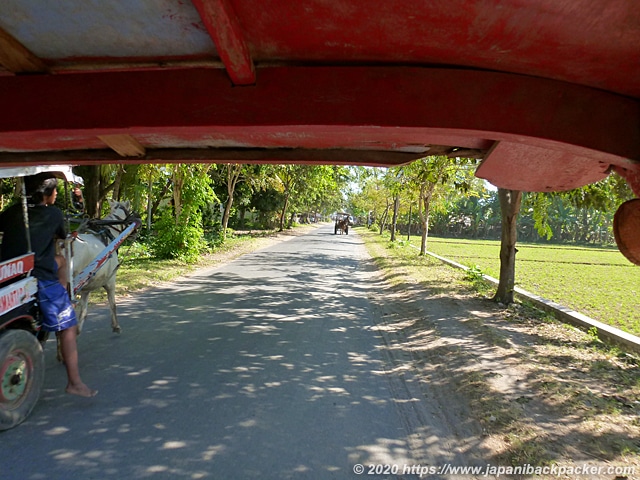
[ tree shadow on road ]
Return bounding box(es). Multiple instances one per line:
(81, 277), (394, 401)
(3, 227), (637, 480)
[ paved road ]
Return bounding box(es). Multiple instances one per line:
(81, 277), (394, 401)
(0, 224), (450, 479)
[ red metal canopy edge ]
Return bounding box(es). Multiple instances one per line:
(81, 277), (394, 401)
(0, 66), (637, 193)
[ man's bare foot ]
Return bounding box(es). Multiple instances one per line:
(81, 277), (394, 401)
(66, 383), (98, 397)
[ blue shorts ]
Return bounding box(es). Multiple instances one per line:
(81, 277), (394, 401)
(37, 279), (78, 332)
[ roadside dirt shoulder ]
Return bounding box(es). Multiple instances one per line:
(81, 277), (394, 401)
(366, 261), (640, 479)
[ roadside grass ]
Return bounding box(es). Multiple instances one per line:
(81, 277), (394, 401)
(358, 227), (640, 470)
(408, 235), (640, 337)
(364, 234), (471, 296)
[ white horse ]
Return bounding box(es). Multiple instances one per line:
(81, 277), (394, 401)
(49, 200), (137, 362)
(70, 200), (134, 335)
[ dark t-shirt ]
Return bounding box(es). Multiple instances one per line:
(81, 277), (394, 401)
(0, 203), (66, 281)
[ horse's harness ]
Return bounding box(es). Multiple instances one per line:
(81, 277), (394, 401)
(74, 205), (140, 247)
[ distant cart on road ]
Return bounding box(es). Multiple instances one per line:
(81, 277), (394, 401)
(334, 213), (352, 235)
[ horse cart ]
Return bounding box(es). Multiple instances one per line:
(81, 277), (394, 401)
(334, 213), (352, 235)
(0, 166), (140, 430)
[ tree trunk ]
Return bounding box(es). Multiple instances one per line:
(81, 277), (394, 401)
(390, 194), (400, 241)
(221, 200), (232, 236)
(172, 167), (185, 222)
(418, 183), (436, 255)
(420, 195), (431, 255)
(379, 204), (390, 235)
(150, 179), (172, 222)
(146, 173), (153, 231)
(112, 165), (125, 201)
(287, 211), (296, 228)
(238, 207), (247, 229)
(493, 188), (523, 305)
(221, 165), (243, 239)
(279, 193), (290, 231)
(83, 165), (101, 218)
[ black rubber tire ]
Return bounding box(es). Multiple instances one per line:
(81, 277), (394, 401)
(0, 329), (45, 431)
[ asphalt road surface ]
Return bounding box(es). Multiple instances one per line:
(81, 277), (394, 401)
(0, 224), (476, 480)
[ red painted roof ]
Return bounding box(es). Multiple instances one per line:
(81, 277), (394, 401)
(0, 0), (638, 191)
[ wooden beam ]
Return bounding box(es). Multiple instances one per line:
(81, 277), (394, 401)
(0, 26), (48, 73)
(0, 148), (425, 168)
(98, 134), (146, 157)
(0, 66), (637, 190)
(0, 67), (636, 161)
(191, 0), (255, 85)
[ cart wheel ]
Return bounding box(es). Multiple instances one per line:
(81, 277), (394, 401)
(0, 329), (44, 431)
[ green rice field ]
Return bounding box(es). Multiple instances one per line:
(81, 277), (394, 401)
(412, 236), (640, 337)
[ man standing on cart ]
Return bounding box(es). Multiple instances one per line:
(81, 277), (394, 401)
(0, 173), (97, 397)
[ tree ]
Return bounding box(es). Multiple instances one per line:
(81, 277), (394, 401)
(272, 165), (300, 231)
(348, 167), (396, 229)
(524, 173), (634, 243)
(111, 164), (126, 201)
(151, 164), (216, 262)
(390, 193), (400, 241)
(493, 188), (523, 304)
(382, 167), (407, 242)
(295, 166), (348, 226)
(74, 165), (119, 218)
(215, 164), (244, 239)
(404, 156), (476, 255)
(249, 187), (283, 229)
(136, 164), (170, 231)
(270, 165), (345, 231)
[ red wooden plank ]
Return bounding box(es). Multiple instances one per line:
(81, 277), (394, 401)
(0, 66), (638, 191)
(0, 277), (38, 316)
(0, 254), (35, 284)
(0, 66), (636, 156)
(191, 0), (255, 85)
